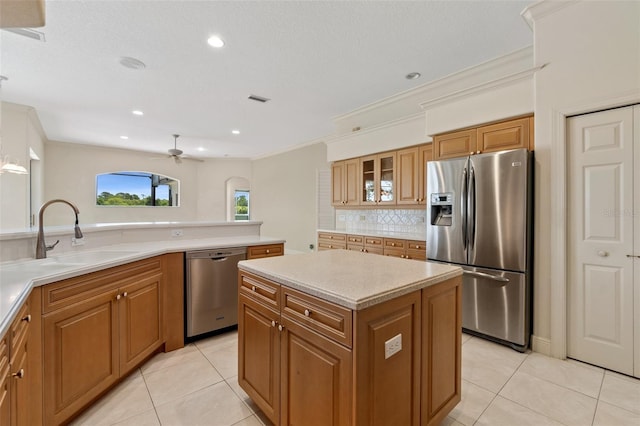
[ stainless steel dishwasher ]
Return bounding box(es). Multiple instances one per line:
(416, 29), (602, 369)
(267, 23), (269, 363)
(186, 247), (246, 339)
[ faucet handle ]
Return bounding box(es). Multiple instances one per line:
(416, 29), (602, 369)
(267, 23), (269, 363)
(46, 240), (60, 251)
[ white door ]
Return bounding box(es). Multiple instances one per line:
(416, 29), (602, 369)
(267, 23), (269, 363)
(567, 105), (638, 377)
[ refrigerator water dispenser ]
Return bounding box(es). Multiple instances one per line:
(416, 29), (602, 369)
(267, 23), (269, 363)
(430, 192), (453, 226)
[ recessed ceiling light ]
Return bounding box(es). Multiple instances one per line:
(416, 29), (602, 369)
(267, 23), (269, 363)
(132, 110), (144, 116)
(207, 35), (225, 48)
(405, 72), (421, 80)
(232, 130), (240, 135)
(120, 135), (129, 140)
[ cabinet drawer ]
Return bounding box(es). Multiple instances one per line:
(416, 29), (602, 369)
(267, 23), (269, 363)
(364, 236), (383, 247)
(384, 248), (406, 258)
(362, 247), (384, 255)
(282, 286), (353, 348)
(247, 244), (284, 259)
(406, 250), (427, 261)
(43, 257), (163, 314)
(10, 300), (30, 354)
(384, 238), (406, 249)
(318, 241), (346, 250)
(408, 240), (426, 251)
(318, 232), (346, 242)
(346, 235), (363, 244)
(240, 272), (281, 310)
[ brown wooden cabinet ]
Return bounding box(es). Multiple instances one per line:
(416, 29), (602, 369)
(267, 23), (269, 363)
(332, 159), (359, 207)
(318, 232), (347, 251)
(239, 269), (462, 426)
(433, 115), (534, 160)
(360, 152), (396, 206)
(42, 257), (164, 425)
(0, 288), (42, 426)
(397, 147), (420, 205)
(0, 334), (9, 426)
(238, 272), (353, 426)
(247, 243), (284, 259)
(418, 144), (434, 205)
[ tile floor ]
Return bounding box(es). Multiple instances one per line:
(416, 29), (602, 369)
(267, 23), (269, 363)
(71, 331), (640, 426)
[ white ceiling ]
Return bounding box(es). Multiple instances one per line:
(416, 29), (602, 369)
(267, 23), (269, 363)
(0, 0), (532, 159)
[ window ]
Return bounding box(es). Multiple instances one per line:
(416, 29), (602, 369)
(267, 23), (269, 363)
(96, 172), (179, 207)
(234, 190), (250, 220)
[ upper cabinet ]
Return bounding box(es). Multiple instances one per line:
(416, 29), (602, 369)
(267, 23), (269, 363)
(331, 159), (359, 207)
(332, 143), (433, 208)
(360, 152), (396, 206)
(433, 115), (534, 160)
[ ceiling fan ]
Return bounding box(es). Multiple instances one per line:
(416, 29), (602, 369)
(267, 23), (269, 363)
(156, 134), (203, 164)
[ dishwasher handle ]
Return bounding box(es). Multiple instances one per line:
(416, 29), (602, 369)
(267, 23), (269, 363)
(210, 256), (229, 262)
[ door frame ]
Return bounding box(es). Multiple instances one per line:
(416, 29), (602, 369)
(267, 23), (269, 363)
(550, 91), (640, 359)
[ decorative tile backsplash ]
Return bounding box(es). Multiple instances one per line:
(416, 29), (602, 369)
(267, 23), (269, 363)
(335, 209), (426, 234)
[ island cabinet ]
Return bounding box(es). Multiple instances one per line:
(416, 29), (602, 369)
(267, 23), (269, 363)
(238, 251), (462, 426)
(41, 256), (168, 425)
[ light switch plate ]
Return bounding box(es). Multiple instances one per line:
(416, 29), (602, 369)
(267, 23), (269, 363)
(384, 333), (402, 359)
(171, 229), (183, 238)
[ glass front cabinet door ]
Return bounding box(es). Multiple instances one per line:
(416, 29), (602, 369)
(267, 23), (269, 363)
(360, 152), (396, 205)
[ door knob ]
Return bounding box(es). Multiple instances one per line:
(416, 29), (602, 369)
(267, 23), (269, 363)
(597, 250), (609, 257)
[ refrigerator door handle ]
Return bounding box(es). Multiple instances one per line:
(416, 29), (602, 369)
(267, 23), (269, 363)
(461, 167), (468, 251)
(468, 166), (476, 254)
(463, 270), (510, 283)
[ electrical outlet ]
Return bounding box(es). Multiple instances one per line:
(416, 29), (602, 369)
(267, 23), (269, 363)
(171, 229), (183, 238)
(384, 334), (402, 359)
(71, 237), (85, 246)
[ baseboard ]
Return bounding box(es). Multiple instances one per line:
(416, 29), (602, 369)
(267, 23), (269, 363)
(531, 335), (551, 356)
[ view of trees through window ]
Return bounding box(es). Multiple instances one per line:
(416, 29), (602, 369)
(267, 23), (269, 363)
(235, 190), (249, 220)
(96, 172), (179, 206)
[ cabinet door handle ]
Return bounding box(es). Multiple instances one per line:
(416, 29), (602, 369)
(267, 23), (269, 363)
(12, 369), (24, 379)
(271, 320), (277, 327)
(123, 292), (128, 297)
(251, 286), (256, 292)
(304, 309), (311, 317)
(21, 314), (31, 323)
(627, 254), (640, 258)
(116, 294), (121, 300)
(278, 324), (284, 332)
(476, 150), (481, 154)
(597, 251), (609, 257)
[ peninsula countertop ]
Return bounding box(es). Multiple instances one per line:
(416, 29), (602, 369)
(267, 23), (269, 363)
(0, 235), (284, 337)
(238, 249), (462, 310)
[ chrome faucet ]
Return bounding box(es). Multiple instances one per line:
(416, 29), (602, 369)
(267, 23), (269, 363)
(36, 199), (83, 259)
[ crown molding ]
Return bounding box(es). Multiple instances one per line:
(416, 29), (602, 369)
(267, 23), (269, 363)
(521, 0), (579, 29)
(325, 112), (425, 147)
(419, 64), (545, 111)
(333, 46), (534, 123)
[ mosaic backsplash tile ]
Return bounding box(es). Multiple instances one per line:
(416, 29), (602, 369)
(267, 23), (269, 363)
(335, 209), (426, 234)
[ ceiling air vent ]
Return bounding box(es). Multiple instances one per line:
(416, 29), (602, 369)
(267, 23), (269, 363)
(3, 28), (46, 42)
(248, 94), (270, 103)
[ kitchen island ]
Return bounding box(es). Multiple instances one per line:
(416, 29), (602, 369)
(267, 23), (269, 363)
(237, 249), (463, 426)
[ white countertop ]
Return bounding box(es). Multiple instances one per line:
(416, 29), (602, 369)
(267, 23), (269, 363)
(0, 235), (284, 337)
(238, 249), (461, 310)
(317, 228), (426, 242)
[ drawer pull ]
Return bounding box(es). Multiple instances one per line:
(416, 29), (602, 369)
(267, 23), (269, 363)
(415, 245), (421, 249)
(391, 243), (395, 247)
(12, 369), (24, 379)
(251, 286), (256, 292)
(266, 249), (270, 254)
(304, 309), (311, 317)
(22, 315), (31, 323)
(329, 236), (333, 239)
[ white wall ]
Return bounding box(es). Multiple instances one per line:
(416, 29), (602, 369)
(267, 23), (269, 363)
(0, 103), (46, 229)
(252, 142), (329, 252)
(526, 0), (640, 355)
(42, 140), (251, 227)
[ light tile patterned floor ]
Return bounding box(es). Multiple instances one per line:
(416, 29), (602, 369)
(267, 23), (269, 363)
(71, 331), (640, 426)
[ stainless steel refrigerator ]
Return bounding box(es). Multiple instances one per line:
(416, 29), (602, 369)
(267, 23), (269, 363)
(426, 148), (532, 351)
